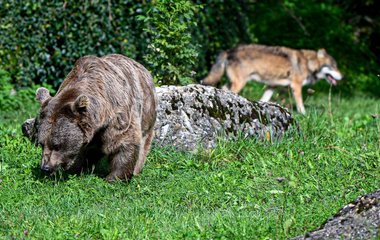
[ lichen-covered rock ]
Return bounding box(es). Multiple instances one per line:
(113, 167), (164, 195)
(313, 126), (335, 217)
(292, 190), (380, 240)
(22, 84), (296, 151)
(153, 84), (295, 150)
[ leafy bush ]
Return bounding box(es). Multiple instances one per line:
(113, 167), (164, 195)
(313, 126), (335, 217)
(0, 69), (54, 112)
(0, 1), (144, 88)
(138, 0), (200, 85)
(0, 0), (201, 87)
(0, 70), (17, 111)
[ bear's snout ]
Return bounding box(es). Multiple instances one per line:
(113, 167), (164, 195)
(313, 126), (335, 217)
(40, 149), (63, 173)
(41, 164), (51, 172)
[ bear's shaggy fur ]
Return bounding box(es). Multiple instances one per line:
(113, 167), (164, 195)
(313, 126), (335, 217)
(34, 54), (157, 182)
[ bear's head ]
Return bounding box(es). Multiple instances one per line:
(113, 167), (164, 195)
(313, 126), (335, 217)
(35, 87), (91, 173)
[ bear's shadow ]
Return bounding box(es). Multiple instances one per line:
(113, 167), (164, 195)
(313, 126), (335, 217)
(31, 157), (110, 182)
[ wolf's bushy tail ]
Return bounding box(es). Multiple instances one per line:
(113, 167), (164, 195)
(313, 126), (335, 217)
(201, 51), (228, 86)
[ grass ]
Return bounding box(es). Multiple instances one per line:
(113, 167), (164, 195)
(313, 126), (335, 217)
(0, 85), (379, 239)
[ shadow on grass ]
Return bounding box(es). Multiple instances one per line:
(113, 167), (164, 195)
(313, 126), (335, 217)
(30, 157), (110, 182)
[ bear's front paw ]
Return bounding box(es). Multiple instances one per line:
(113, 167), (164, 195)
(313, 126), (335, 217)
(105, 174), (119, 183)
(105, 173), (131, 183)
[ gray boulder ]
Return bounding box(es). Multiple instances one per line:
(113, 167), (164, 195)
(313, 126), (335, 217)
(22, 84), (296, 151)
(153, 84), (295, 150)
(292, 190), (380, 239)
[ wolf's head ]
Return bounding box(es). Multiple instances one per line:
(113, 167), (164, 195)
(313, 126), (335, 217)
(315, 49), (343, 85)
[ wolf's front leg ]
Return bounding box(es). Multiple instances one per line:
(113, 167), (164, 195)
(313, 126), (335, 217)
(106, 144), (141, 182)
(291, 84), (306, 114)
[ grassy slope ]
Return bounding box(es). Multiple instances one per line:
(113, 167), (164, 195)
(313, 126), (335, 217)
(0, 86), (379, 239)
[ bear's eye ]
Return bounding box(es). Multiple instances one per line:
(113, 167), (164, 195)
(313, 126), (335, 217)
(39, 111), (46, 119)
(51, 143), (60, 151)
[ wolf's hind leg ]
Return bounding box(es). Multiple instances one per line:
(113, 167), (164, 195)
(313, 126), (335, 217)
(227, 68), (247, 93)
(260, 88), (274, 102)
(229, 77), (247, 93)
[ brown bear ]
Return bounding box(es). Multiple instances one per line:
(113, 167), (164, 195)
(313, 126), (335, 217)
(32, 54), (157, 182)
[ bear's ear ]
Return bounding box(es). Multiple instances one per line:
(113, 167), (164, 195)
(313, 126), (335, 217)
(74, 95), (89, 112)
(22, 118), (36, 141)
(317, 48), (326, 58)
(36, 87), (51, 104)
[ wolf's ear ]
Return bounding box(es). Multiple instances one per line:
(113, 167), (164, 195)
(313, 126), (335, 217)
(36, 87), (51, 104)
(317, 48), (326, 58)
(74, 95), (89, 112)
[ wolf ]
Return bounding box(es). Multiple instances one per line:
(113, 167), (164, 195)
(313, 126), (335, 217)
(201, 44), (343, 114)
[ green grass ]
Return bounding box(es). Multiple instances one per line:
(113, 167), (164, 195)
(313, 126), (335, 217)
(0, 86), (379, 239)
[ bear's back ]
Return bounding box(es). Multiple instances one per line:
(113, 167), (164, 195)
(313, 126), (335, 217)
(55, 54), (156, 134)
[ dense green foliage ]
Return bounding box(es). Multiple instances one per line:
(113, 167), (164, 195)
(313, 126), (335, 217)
(0, 1), (143, 87)
(0, 69), (53, 113)
(1, 87), (379, 238)
(1, 0), (379, 95)
(137, 0), (200, 85)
